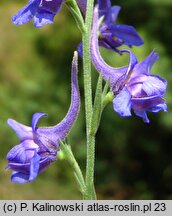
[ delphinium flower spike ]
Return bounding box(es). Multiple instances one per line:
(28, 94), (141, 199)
(12, 0), (65, 28)
(6, 52), (80, 183)
(90, 7), (167, 123)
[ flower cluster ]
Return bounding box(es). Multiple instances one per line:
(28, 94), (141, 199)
(6, 0), (168, 185)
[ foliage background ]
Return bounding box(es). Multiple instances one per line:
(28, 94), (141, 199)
(0, 0), (172, 199)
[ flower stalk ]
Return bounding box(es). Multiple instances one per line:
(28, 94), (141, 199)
(82, 0), (97, 200)
(60, 141), (86, 195)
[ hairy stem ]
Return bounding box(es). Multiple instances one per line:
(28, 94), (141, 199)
(82, 0), (96, 200)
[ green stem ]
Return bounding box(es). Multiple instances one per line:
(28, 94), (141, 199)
(84, 134), (96, 200)
(66, 0), (96, 199)
(60, 142), (86, 195)
(82, 0), (96, 200)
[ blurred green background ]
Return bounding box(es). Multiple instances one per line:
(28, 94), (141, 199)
(0, 0), (172, 199)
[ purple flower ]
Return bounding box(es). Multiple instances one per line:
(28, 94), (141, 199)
(97, 0), (144, 52)
(12, 0), (65, 28)
(6, 52), (80, 183)
(76, 0), (87, 15)
(77, 1), (143, 57)
(91, 7), (167, 123)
